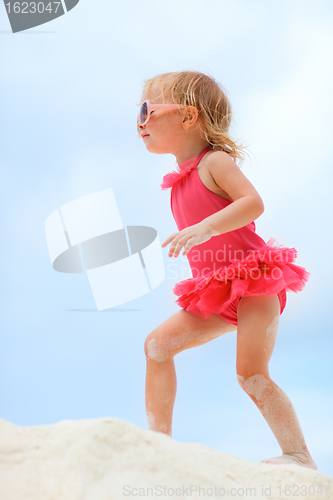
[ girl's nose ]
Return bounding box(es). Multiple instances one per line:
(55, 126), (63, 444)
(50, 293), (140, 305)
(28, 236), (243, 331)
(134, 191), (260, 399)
(137, 122), (144, 137)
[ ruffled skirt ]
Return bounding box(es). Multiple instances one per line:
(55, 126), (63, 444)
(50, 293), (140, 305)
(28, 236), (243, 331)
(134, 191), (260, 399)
(173, 238), (310, 320)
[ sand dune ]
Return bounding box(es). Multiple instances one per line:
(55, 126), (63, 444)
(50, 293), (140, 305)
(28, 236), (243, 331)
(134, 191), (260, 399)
(0, 417), (332, 500)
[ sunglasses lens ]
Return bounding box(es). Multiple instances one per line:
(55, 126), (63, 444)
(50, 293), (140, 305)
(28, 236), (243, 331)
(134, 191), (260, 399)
(140, 101), (148, 125)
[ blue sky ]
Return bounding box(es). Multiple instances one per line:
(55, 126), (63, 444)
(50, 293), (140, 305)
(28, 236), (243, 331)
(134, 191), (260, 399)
(1, 0), (332, 477)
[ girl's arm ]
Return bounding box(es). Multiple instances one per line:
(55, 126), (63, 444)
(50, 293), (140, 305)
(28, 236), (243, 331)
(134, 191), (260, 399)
(202, 151), (264, 236)
(162, 151), (265, 257)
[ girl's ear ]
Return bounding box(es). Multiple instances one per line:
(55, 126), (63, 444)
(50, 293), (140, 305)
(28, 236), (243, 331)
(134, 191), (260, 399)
(182, 106), (199, 128)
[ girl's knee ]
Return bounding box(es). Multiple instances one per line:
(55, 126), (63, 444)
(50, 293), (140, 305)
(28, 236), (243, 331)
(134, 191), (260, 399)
(144, 332), (173, 363)
(236, 372), (272, 400)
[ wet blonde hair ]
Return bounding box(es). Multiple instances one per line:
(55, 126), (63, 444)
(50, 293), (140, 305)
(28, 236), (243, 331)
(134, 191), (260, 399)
(141, 71), (247, 164)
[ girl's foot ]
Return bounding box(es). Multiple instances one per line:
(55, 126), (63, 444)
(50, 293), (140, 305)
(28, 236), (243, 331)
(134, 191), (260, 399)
(261, 452), (317, 470)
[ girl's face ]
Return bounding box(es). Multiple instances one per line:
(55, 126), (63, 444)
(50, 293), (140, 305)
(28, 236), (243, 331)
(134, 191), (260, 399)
(139, 86), (186, 155)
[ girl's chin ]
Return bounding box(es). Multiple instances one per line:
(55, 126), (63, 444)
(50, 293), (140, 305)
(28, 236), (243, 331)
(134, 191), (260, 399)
(145, 144), (167, 154)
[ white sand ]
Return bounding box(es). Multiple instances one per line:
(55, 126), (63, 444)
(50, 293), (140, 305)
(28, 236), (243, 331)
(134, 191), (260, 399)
(0, 417), (332, 500)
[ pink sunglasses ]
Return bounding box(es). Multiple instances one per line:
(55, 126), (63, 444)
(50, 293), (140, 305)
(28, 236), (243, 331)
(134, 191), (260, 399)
(137, 100), (186, 128)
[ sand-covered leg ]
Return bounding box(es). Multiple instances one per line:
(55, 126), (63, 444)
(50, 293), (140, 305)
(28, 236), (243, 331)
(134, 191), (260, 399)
(144, 309), (236, 437)
(236, 294), (317, 470)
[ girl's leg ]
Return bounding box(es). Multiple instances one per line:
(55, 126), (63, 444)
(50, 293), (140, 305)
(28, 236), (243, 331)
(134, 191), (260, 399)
(144, 309), (236, 437)
(236, 294), (317, 469)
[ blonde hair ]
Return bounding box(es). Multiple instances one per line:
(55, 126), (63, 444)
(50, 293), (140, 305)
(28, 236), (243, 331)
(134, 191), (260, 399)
(141, 71), (248, 164)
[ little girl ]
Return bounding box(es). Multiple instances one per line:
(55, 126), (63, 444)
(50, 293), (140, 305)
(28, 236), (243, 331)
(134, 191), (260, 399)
(137, 71), (317, 470)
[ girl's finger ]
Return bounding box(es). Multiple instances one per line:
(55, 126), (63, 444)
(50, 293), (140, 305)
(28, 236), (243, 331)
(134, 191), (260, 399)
(161, 233), (178, 247)
(170, 237), (189, 257)
(182, 238), (194, 255)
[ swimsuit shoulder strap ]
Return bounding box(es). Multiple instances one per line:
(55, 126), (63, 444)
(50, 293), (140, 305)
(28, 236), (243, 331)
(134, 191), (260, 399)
(193, 146), (211, 168)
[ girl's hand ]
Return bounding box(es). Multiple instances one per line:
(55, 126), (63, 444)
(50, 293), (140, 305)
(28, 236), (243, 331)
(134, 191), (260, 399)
(161, 222), (219, 258)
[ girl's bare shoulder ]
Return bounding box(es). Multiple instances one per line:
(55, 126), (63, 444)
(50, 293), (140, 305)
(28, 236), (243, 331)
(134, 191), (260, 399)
(201, 150), (262, 203)
(205, 150), (239, 170)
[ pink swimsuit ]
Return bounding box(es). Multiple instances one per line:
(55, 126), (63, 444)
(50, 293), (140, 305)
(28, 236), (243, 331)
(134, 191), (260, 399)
(161, 147), (309, 326)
